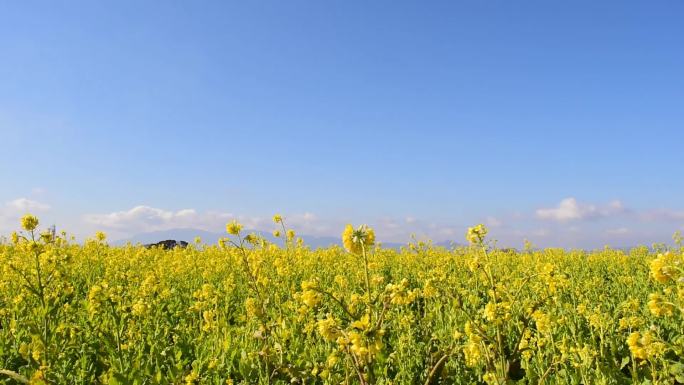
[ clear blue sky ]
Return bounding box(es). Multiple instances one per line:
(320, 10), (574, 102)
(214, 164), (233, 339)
(1, 1), (683, 247)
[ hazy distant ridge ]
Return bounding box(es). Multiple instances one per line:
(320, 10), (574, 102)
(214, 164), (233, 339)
(114, 228), (460, 249)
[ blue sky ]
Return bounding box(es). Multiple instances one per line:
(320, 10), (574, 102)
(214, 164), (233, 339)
(1, 1), (683, 247)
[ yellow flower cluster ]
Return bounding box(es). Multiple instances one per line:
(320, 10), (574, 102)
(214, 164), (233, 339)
(650, 252), (679, 283)
(342, 224), (375, 254)
(647, 293), (674, 317)
(300, 280), (321, 308)
(20, 214), (39, 231)
(317, 314), (342, 341)
(341, 330), (384, 362)
(532, 310), (552, 334)
(384, 279), (419, 305)
(245, 297), (263, 318)
(627, 331), (666, 360)
(463, 328), (484, 366)
(618, 316), (644, 331)
(483, 300), (512, 324)
(466, 224), (488, 245)
(225, 220), (243, 236)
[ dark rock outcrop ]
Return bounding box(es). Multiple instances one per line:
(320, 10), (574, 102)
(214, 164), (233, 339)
(144, 240), (189, 250)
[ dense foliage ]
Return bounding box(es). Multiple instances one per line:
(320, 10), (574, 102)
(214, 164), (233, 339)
(1, 215), (683, 385)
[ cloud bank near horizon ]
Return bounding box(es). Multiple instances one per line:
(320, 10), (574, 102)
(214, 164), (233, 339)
(1, 195), (682, 248)
(536, 198), (627, 222)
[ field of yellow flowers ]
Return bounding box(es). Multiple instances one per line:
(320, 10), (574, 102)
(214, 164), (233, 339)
(1, 215), (683, 385)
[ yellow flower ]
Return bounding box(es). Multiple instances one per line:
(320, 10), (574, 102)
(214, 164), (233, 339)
(647, 293), (674, 317)
(273, 214), (283, 223)
(317, 314), (342, 341)
(627, 332), (646, 359)
(422, 279), (437, 298)
(286, 229), (296, 240)
(483, 372), (497, 384)
(225, 221), (243, 236)
(244, 233), (258, 245)
(576, 304), (587, 315)
(650, 252), (677, 283)
(351, 314), (371, 330)
(245, 297), (263, 318)
(466, 224), (487, 244)
(39, 230), (53, 243)
(627, 331), (666, 360)
(345, 330), (383, 361)
(484, 301), (497, 322)
(334, 275), (348, 288)
(207, 358), (218, 370)
(273, 230), (281, 238)
(342, 224), (375, 254)
(18, 343), (29, 358)
(131, 301), (149, 316)
(301, 290), (321, 308)
(21, 214), (39, 231)
(32, 348), (42, 362)
(618, 316), (643, 330)
(185, 370), (199, 384)
(202, 310), (217, 331)
(30, 366), (47, 385)
(326, 352), (340, 367)
(95, 231), (107, 242)
(301, 280), (317, 291)
(463, 337), (483, 367)
(532, 310), (552, 334)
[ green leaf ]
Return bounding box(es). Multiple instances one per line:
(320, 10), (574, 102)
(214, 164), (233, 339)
(108, 372), (130, 385)
(620, 356), (630, 369)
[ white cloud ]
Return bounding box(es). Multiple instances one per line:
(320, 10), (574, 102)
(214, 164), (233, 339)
(83, 205), (234, 233)
(7, 198), (51, 211)
(536, 198), (625, 222)
(83, 206), (338, 240)
(485, 216), (503, 227)
(606, 227), (630, 235)
(0, 197), (52, 233)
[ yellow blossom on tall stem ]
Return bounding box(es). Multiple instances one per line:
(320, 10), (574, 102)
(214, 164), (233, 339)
(95, 231), (107, 242)
(466, 224), (487, 245)
(342, 224), (376, 314)
(226, 220), (243, 236)
(21, 214), (39, 232)
(342, 224), (375, 255)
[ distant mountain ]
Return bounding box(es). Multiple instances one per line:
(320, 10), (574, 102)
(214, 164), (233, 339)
(114, 228), (345, 249)
(113, 228), (461, 250)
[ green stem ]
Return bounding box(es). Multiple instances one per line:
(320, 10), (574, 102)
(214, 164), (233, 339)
(0, 369), (29, 384)
(361, 244), (372, 322)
